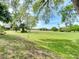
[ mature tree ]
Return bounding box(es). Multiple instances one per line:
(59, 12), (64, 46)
(19, 14), (37, 32)
(10, 0), (20, 22)
(71, 25), (79, 32)
(51, 27), (58, 31)
(0, 3), (11, 23)
(0, 3), (11, 34)
(17, 0), (35, 32)
(10, 0), (36, 32)
(27, 16), (37, 31)
(60, 4), (77, 27)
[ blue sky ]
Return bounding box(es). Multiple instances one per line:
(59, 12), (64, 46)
(35, 0), (72, 29)
(35, 14), (61, 29)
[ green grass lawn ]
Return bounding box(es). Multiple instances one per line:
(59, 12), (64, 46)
(7, 31), (79, 40)
(0, 31), (79, 59)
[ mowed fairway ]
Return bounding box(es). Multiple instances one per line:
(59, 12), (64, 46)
(7, 31), (79, 40)
(0, 31), (79, 59)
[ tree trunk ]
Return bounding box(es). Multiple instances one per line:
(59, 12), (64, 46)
(20, 24), (26, 33)
(72, 0), (79, 13)
(21, 27), (25, 32)
(65, 22), (68, 27)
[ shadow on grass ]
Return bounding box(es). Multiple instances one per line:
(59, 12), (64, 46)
(0, 34), (36, 47)
(0, 34), (62, 59)
(1, 34), (79, 59)
(0, 34), (37, 50)
(37, 39), (79, 57)
(0, 34), (20, 40)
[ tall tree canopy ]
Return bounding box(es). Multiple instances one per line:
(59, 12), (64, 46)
(33, 0), (65, 23)
(0, 3), (11, 23)
(60, 4), (77, 26)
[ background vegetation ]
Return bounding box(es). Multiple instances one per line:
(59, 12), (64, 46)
(0, 0), (79, 59)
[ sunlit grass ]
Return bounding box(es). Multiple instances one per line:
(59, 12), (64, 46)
(6, 31), (79, 41)
(1, 31), (79, 59)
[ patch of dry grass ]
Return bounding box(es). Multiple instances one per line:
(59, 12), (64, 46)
(0, 34), (62, 59)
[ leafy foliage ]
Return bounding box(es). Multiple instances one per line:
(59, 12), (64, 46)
(60, 4), (78, 27)
(33, 0), (64, 13)
(71, 25), (79, 31)
(59, 25), (79, 32)
(51, 27), (58, 31)
(61, 4), (75, 22)
(33, 0), (65, 23)
(0, 3), (11, 23)
(39, 28), (49, 31)
(59, 27), (71, 32)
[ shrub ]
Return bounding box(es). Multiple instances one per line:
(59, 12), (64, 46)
(39, 28), (49, 31)
(59, 27), (71, 32)
(12, 24), (20, 31)
(70, 25), (79, 32)
(51, 27), (58, 31)
(65, 27), (71, 32)
(59, 28), (65, 32)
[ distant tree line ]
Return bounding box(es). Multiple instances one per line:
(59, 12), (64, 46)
(51, 25), (79, 32)
(31, 25), (79, 32)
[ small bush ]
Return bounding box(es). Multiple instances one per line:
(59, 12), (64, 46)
(51, 27), (58, 31)
(39, 28), (49, 31)
(59, 27), (71, 32)
(59, 28), (64, 32)
(12, 24), (20, 31)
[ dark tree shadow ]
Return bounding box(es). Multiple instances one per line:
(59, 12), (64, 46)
(0, 34), (62, 59)
(0, 34), (20, 40)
